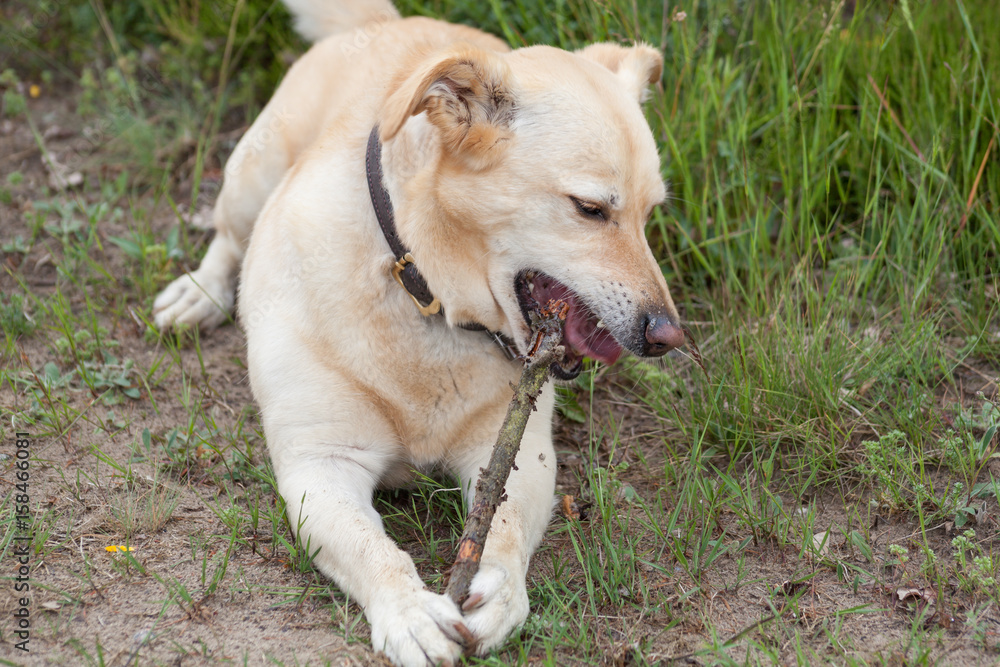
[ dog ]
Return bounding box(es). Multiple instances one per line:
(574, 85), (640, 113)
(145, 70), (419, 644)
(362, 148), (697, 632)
(152, 0), (684, 664)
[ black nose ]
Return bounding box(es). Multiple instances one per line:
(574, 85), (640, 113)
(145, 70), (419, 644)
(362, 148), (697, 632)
(643, 313), (685, 356)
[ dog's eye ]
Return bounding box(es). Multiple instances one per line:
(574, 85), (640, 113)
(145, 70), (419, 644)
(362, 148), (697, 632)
(570, 196), (606, 221)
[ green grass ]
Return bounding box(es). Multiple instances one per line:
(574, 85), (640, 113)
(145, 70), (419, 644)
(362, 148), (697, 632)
(2, 0), (999, 664)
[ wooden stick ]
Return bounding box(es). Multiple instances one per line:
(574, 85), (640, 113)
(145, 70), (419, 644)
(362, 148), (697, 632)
(445, 300), (566, 612)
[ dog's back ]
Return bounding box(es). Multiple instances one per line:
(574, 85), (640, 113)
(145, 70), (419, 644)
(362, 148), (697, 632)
(282, 0), (399, 42)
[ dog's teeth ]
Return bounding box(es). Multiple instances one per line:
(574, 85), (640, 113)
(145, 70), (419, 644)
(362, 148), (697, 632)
(596, 319), (605, 328)
(528, 282), (535, 293)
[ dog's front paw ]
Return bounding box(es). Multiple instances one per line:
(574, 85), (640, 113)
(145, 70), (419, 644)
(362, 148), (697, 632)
(460, 563), (529, 654)
(369, 589), (469, 667)
(153, 271), (233, 330)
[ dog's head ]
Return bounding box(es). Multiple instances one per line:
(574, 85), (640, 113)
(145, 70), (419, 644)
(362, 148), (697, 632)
(381, 41), (683, 377)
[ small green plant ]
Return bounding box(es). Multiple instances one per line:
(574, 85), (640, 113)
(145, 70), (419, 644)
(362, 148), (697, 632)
(886, 543), (912, 583)
(965, 603), (1000, 652)
(952, 529), (998, 597)
(78, 353), (142, 404)
(103, 473), (180, 539)
(919, 546), (941, 582)
(887, 543), (909, 567)
(942, 418), (999, 483)
(36, 197), (87, 242)
(275, 494), (323, 576)
(1, 235), (30, 254)
(0, 171), (22, 206)
(54, 326), (118, 363)
(954, 400), (1000, 431)
(856, 431), (908, 503)
(1, 68), (26, 117)
(15, 361), (77, 432)
(1, 293), (36, 340)
(159, 425), (220, 478)
(854, 430), (978, 524)
(109, 225), (185, 297)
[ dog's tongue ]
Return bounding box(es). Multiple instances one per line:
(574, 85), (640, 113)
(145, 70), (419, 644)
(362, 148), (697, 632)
(564, 304), (621, 364)
(531, 275), (623, 365)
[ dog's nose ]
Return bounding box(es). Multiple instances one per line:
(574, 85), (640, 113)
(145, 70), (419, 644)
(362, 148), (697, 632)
(643, 314), (685, 356)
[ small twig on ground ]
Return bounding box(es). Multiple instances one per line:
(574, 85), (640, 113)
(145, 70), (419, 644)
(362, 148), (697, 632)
(445, 300), (567, 613)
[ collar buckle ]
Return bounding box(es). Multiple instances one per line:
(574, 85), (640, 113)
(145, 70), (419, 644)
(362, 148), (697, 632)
(392, 253), (441, 316)
(491, 331), (520, 361)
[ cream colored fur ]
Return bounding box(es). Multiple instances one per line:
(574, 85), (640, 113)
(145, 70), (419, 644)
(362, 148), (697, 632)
(152, 2), (680, 665)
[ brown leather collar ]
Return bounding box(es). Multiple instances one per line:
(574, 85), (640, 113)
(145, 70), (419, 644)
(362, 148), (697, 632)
(365, 127), (519, 359)
(366, 126), (441, 315)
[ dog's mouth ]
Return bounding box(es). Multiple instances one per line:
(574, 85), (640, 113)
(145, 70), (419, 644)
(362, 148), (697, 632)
(515, 270), (623, 379)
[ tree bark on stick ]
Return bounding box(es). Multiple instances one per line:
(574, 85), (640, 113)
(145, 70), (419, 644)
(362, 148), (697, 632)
(445, 301), (567, 609)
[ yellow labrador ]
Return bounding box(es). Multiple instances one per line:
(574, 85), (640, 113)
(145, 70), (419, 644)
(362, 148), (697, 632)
(153, 1), (683, 664)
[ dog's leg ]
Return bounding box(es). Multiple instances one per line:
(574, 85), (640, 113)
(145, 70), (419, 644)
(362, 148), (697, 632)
(276, 451), (469, 667)
(452, 390), (557, 653)
(153, 107), (291, 330)
(255, 339), (469, 667)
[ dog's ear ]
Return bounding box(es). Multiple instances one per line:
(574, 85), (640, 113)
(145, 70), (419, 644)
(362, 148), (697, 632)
(575, 43), (663, 102)
(380, 45), (515, 170)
